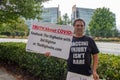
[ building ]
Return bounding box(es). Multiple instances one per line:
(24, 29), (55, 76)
(26, 6), (60, 29)
(41, 6), (60, 24)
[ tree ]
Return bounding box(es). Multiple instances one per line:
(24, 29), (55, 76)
(57, 13), (71, 25)
(0, 17), (28, 37)
(0, 0), (49, 23)
(89, 7), (117, 37)
(0, 23), (12, 36)
(62, 13), (71, 25)
(57, 16), (64, 25)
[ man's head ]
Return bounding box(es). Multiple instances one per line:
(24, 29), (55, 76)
(73, 18), (85, 35)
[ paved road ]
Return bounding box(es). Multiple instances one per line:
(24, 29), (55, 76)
(0, 38), (27, 43)
(96, 42), (120, 55)
(0, 38), (120, 55)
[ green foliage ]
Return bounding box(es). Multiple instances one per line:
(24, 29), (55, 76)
(62, 13), (71, 25)
(0, 42), (67, 80)
(57, 16), (64, 25)
(98, 53), (120, 80)
(0, 35), (7, 38)
(0, 17), (28, 37)
(89, 7), (118, 37)
(0, 0), (49, 23)
(95, 37), (120, 42)
(57, 13), (71, 25)
(0, 42), (120, 80)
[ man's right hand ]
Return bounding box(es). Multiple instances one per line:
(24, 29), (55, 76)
(44, 52), (51, 57)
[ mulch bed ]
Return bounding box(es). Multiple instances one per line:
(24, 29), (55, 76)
(0, 61), (39, 80)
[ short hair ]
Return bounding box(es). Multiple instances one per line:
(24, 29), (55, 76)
(73, 18), (85, 26)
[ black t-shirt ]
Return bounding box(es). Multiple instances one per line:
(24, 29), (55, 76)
(67, 35), (99, 76)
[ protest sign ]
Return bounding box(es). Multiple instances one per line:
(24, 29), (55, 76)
(26, 21), (74, 59)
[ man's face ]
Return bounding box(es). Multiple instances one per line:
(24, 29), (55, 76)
(74, 21), (85, 35)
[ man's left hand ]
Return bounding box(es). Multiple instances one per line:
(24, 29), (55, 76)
(93, 71), (99, 80)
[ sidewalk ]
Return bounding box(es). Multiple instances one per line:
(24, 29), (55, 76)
(0, 68), (17, 80)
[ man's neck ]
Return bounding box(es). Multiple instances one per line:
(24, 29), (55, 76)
(74, 33), (84, 38)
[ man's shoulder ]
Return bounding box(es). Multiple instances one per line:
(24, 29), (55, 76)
(84, 35), (93, 40)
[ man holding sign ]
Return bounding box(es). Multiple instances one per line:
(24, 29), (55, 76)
(46, 19), (99, 80)
(66, 19), (99, 80)
(26, 18), (99, 80)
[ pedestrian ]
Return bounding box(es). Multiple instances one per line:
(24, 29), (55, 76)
(45, 18), (99, 80)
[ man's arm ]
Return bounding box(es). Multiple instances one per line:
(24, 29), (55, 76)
(92, 54), (99, 80)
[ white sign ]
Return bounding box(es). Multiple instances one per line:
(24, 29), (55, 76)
(66, 72), (93, 80)
(26, 21), (74, 59)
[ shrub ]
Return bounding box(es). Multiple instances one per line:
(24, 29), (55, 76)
(98, 53), (120, 80)
(0, 42), (120, 80)
(0, 42), (67, 80)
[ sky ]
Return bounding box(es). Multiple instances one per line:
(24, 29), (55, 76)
(43, 0), (120, 30)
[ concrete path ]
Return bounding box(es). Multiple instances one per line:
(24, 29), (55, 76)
(0, 68), (16, 80)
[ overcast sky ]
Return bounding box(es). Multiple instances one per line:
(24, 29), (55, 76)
(43, 0), (120, 30)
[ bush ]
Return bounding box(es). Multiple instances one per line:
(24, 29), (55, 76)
(0, 32), (11, 36)
(0, 42), (67, 80)
(98, 53), (120, 80)
(94, 37), (120, 42)
(0, 42), (120, 80)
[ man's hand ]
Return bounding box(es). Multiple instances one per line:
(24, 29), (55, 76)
(44, 52), (51, 57)
(93, 71), (99, 80)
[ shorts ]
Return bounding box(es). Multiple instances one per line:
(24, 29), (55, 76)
(66, 71), (93, 80)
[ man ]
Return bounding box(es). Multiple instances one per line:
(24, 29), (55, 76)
(66, 18), (99, 80)
(45, 18), (99, 80)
